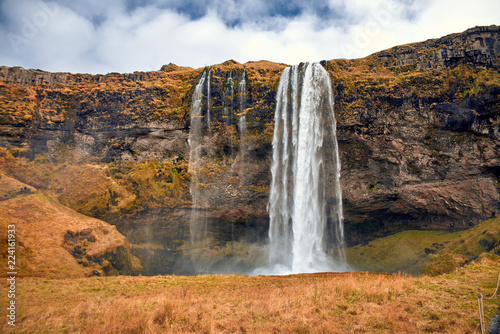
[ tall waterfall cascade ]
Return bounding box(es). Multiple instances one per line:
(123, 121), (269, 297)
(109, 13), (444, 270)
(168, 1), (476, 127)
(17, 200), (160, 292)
(265, 62), (347, 274)
(188, 71), (208, 245)
(187, 69), (252, 273)
(187, 65), (344, 275)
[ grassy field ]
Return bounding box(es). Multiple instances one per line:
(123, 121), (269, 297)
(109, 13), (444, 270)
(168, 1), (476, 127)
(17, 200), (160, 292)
(1, 173), (500, 333)
(2, 254), (499, 333)
(346, 217), (500, 276)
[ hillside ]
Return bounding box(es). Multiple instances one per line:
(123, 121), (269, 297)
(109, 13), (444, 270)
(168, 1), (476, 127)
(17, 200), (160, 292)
(347, 216), (500, 275)
(0, 172), (142, 278)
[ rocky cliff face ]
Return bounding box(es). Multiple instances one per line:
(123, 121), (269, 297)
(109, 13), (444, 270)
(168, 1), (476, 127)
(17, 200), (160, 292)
(0, 26), (499, 274)
(330, 25), (500, 242)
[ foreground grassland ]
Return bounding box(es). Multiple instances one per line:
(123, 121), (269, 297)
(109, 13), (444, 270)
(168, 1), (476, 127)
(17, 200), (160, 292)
(2, 255), (499, 333)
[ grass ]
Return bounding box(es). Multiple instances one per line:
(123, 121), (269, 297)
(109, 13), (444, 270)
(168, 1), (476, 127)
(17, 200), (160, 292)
(346, 230), (464, 275)
(347, 217), (500, 276)
(1, 255), (499, 333)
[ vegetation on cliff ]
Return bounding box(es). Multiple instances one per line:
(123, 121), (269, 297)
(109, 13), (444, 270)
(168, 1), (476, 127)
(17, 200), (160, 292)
(0, 148), (191, 220)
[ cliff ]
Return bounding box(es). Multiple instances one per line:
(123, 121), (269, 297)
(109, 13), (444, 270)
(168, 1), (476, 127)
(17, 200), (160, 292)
(0, 25), (499, 274)
(330, 25), (500, 241)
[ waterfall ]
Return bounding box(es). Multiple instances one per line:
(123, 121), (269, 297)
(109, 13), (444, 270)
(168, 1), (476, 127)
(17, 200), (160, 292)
(264, 62), (347, 274)
(239, 70), (246, 114)
(239, 115), (247, 167)
(222, 71), (236, 157)
(238, 70), (247, 169)
(207, 70), (212, 132)
(226, 71), (235, 126)
(188, 71), (208, 245)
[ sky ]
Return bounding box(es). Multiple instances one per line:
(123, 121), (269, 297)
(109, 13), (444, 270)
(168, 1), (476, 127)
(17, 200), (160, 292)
(0, 0), (498, 74)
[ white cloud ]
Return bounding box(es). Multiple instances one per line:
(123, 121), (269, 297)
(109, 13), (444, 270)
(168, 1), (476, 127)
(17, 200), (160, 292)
(412, 0), (500, 40)
(0, 0), (497, 74)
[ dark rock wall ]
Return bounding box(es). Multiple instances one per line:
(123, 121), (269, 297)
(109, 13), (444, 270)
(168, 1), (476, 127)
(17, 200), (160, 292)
(331, 25), (500, 243)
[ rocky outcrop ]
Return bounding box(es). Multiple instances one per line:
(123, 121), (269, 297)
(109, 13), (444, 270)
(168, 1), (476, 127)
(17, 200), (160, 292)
(0, 26), (499, 274)
(331, 25), (500, 242)
(372, 25), (500, 70)
(0, 65), (166, 86)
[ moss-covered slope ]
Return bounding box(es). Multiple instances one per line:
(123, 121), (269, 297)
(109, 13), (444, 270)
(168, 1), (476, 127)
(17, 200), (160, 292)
(347, 216), (500, 275)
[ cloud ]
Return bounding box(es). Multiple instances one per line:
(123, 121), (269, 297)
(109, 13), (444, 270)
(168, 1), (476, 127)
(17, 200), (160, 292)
(412, 0), (500, 39)
(0, 0), (497, 74)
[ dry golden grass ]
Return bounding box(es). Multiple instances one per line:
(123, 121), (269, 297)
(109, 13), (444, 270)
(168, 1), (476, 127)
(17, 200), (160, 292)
(0, 172), (36, 196)
(347, 216), (500, 276)
(0, 84), (37, 124)
(205, 59), (286, 74)
(244, 60), (288, 72)
(2, 255), (499, 333)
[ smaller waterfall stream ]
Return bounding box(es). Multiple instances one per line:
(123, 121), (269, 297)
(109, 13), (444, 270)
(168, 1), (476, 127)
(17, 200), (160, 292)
(239, 70), (246, 113)
(238, 70), (247, 169)
(223, 71), (236, 157)
(207, 70), (212, 132)
(188, 71), (208, 246)
(226, 71), (235, 125)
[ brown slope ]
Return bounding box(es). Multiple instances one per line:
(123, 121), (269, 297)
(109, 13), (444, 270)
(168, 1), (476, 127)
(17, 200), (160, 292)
(0, 173), (141, 278)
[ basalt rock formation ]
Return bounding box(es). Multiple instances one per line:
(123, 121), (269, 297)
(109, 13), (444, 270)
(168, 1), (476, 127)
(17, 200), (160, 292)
(0, 25), (499, 274)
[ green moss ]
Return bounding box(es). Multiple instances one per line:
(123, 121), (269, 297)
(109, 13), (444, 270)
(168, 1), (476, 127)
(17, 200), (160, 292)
(115, 246), (133, 275)
(347, 217), (500, 275)
(101, 260), (119, 276)
(346, 230), (459, 275)
(421, 253), (470, 276)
